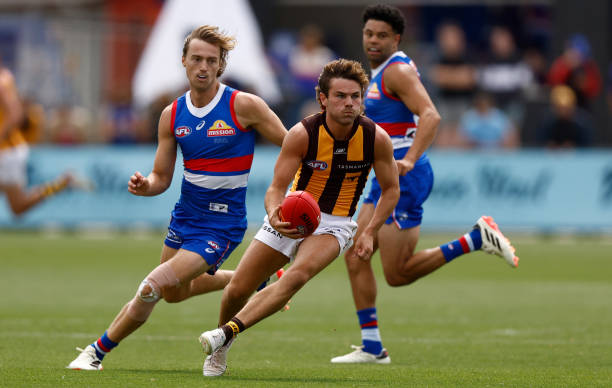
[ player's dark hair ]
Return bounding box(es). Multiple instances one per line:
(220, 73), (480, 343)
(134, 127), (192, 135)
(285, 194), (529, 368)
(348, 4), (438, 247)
(182, 25), (236, 77)
(362, 4), (405, 36)
(316, 59), (369, 110)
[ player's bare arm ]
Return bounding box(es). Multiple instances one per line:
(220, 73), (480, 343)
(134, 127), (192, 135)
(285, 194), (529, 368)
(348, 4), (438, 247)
(233, 92), (287, 146)
(384, 64), (440, 175)
(0, 70), (23, 142)
(264, 123), (308, 239)
(354, 127), (400, 260)
(128, 104), (177, 196)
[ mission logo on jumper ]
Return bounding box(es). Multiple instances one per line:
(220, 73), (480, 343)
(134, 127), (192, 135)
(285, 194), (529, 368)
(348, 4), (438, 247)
(366, 83), (381, 100)
(175, 126), (192, 137)
(207, 120), (236, 137)
(306, 160), (328, 170)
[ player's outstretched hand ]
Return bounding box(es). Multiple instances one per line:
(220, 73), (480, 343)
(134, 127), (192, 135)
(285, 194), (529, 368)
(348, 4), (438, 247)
(396, 159), (415, 176)
(128, 171), (149, 195)
(269, 206), (302, 239)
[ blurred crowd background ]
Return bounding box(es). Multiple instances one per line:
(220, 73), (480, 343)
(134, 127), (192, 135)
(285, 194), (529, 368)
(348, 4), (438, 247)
(1, 0), (611, 149)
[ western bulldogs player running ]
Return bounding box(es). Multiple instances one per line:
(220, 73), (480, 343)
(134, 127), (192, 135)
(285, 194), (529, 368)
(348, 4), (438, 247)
(68, 25), (287, 371)
(330, 5), (519, 364)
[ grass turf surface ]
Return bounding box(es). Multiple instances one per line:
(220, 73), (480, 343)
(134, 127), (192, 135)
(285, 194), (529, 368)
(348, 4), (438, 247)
(1, 230), (611, 387)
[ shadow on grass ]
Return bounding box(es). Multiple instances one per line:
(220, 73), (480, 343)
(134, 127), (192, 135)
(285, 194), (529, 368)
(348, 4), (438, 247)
(108, 368), (378, 384)
(100, 369), (196, 375)
(221, 375), (377, 384)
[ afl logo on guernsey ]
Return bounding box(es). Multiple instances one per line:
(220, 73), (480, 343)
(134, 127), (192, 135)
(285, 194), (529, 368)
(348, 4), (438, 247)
(175, 126), (192, 137)
(306, 160), (328, 170)
(208, 120), (236, 137)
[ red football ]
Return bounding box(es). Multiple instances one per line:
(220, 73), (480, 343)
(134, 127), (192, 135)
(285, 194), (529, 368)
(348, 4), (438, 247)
(279, 190), (321, 237)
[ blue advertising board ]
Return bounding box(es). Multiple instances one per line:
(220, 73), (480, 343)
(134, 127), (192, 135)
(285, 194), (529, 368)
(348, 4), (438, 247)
(1, 146), (611, 233)
(0, 145), (277, 229)
(424, 150), (612, 232)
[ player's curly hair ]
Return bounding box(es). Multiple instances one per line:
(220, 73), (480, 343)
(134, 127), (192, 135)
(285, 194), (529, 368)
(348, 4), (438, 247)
(182, 25), (236, 77)
(315, 59), (369, 110)
(362, 4), (406, 36)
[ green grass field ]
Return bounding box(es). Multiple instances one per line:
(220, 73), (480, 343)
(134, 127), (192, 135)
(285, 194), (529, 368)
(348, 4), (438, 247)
(1, 230), (611, 387)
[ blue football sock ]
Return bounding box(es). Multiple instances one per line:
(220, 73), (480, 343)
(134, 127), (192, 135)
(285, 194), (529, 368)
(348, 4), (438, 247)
(92, 331), (118, 360)
(357, 307), (383, 355)
(440, 228), (482, 262)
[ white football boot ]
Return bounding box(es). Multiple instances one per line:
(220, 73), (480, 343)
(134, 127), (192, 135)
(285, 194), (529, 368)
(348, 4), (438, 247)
(330, 345), (391, 364)
(476, 216), (519, 268)
(203, 337), (234, 376)
(66, 345), (103, 370)
(199, 328), (227, 356)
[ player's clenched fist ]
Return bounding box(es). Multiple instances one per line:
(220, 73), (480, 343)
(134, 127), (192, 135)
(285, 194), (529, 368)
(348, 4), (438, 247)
(128, 171), (149, 195)
(354, 232), (374, 261)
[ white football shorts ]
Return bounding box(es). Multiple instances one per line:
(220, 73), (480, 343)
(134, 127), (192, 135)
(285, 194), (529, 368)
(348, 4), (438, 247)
(254, 212), (358, 261)
(0, 144), (29, 186)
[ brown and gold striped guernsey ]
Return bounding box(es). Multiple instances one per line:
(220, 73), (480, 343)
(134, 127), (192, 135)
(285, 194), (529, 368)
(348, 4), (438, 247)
(290, 112), (375, 217)
(0, 78), (26, 150)
(0, 110), (26, 150)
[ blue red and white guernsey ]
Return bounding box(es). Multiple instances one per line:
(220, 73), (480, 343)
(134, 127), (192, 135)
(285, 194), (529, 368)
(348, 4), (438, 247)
(363, 51), (434, 230)
(364, 50), (424, 162)
(169, 84), (255, 241)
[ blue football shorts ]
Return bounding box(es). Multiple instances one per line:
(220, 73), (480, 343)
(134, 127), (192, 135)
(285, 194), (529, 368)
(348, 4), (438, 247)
(363, 155), (434, 229)
(164, 207), (245, 275)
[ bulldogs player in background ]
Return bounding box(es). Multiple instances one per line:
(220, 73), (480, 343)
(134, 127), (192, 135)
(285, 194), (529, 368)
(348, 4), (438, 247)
(330, 4), (519, 365)
(68, 25), (287, 371)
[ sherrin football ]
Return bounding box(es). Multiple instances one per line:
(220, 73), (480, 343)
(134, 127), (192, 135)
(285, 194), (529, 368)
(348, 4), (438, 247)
(279, 190), (321, 237)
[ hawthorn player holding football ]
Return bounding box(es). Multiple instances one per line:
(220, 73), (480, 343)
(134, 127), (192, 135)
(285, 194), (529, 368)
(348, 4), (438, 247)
(197, 58), (400, 376)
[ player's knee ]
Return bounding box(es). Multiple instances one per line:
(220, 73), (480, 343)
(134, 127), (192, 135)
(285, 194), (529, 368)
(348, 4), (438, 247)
(161, 286), (187, 303)
(224, 280), (252, 303)
(7, 201), (27, 216)
(137, 279), (161, 302)
(344, 253), (371, 277)
(280, 270), (310, 293)
(385, 276), (404, 287)
(138, 261), (180, 302)
(344, 256), (364, 276)
(383, 271), (414, 287)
